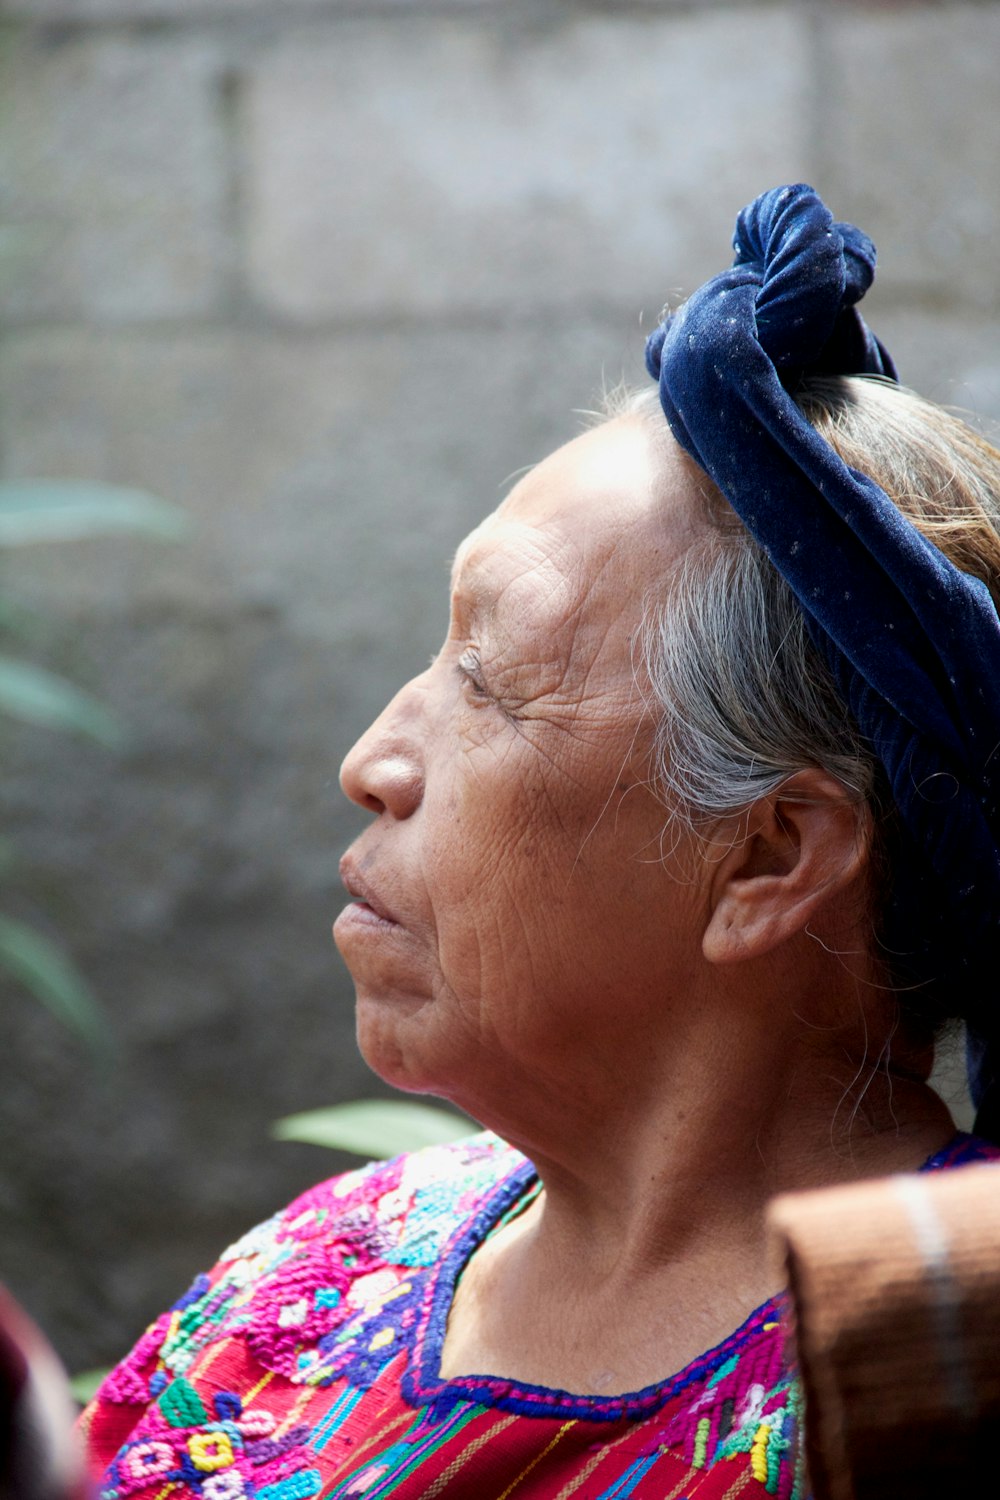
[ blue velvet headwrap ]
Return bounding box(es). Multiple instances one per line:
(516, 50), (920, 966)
(645, 184), (1000, 1138)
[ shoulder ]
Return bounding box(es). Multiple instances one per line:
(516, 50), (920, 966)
(81, 1132), (525, 1469)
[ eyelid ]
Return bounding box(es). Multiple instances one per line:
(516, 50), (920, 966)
(457, 645), (488, 694)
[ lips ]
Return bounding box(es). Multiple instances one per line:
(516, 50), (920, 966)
(339, 854), (400, 926)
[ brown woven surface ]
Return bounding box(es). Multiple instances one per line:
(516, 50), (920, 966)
(769, 1161), (1000, 1500)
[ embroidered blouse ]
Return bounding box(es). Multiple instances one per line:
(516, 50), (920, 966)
(81, 1132), (994, 1500)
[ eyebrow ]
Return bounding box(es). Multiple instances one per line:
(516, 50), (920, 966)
(450, 576), (495, 634)
(448, 538), (496, 617)
(448, 543), (468, 594)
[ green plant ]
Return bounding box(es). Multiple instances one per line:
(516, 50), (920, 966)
(68, 1366), (110, 1407)
(0, 479), (186, 1051)
(273, 1098), (471, 1159)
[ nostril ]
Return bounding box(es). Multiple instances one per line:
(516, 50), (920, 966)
(370, 755), (424, 819)
(340, 746), (423, 820)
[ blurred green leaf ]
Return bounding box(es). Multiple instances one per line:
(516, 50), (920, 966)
(0, 478), (183, 1061)
(273, 1099), (471, 1158)
(68, 1367), (111, 1406)
(0, 655), (122, 744)
(0, 914), (109, 1052)
(0, 481), (187, 544)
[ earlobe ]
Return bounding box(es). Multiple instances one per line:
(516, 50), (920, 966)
(702, 772), (871, 966)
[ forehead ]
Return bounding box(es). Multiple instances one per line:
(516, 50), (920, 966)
(451, 416), (701, 621)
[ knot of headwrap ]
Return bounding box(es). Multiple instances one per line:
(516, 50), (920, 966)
(645, 184), (1000, 1138)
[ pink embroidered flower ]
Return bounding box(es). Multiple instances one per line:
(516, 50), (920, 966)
(202, 1470), (245, 1500)
(120, 1440), (174, 1485)
(236, 1410), (276, 1438)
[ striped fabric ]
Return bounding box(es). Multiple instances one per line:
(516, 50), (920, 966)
(81, 1133), (995, 1500)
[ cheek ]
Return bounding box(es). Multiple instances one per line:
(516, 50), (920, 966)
(430, 846), (592, 1029)
(421, 725), (662, 992)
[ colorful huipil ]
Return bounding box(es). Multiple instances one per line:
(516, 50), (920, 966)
(82, 1132), (994, 1500)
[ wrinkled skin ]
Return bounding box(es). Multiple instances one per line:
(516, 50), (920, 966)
(336, 416), (709, 1136)
(335, 415), (955, 1395)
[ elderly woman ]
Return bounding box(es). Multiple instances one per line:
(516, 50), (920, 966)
(82, 186), (1000, 1499)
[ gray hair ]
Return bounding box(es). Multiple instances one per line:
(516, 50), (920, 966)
(641, 509), (875, 831)
(633, 376), (1000, 1005)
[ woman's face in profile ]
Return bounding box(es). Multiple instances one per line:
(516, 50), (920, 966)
(336, 417), (708, 1131)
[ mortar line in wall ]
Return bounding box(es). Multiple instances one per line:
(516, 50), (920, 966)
(800, 0), (832, 192)
(8, 0), (795, 47)
(0, 307), (644, 341)
(0, 291), (974, 347)
(216, 65), (249, 321)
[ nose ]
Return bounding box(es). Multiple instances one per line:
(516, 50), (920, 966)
(339, 675), (427, 819)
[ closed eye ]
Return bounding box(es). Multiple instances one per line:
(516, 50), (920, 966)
(457, 646), (490, 699)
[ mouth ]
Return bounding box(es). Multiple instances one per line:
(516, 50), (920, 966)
(338, 854), (401, 928)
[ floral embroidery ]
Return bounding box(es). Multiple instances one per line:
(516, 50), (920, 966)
(88, 1132), (1000, 1500)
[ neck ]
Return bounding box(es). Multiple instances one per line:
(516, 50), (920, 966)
(440, 958), (953, 1389)
(517, 1051), (950, 1286)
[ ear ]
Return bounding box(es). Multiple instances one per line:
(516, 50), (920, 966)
(702, 771), (872, 966)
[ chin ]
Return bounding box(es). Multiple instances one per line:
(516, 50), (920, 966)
(354, 990), (446, 1097)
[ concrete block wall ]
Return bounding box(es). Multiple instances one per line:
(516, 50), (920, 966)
(0, 0), (997, 1371)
